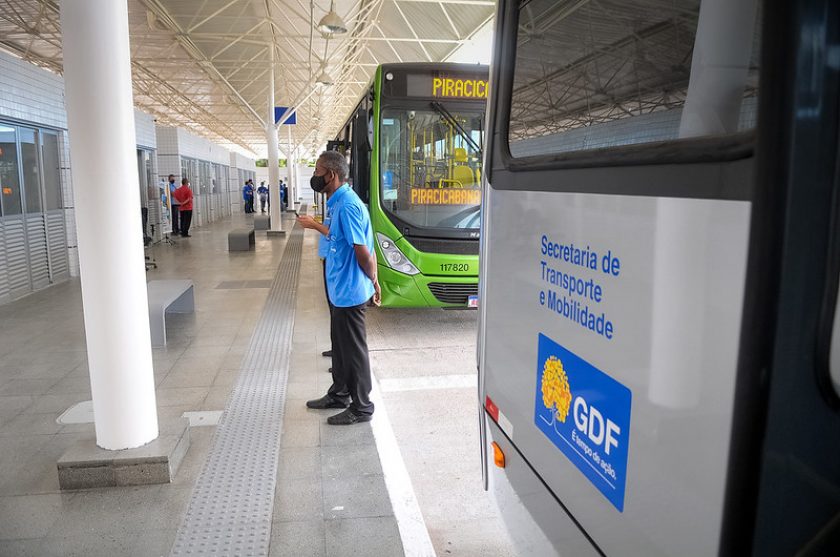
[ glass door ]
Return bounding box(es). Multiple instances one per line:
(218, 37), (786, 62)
(1, 124), (32, 297)
(41, 130), (68, 281)
(20, 128), (49, 290)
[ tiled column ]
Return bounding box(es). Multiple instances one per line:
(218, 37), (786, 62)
(60, 0), (159, 449)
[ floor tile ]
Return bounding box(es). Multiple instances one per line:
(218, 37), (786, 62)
(269, 519), (326, 557)
(324, 517), (403, 557)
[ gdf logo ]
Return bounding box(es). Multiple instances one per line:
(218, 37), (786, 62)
(534, 334), (632, 511)
(573, 396), (621, 456)
(541, 355), (621, 456)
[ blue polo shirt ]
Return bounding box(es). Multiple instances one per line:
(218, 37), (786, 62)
(325, 184), (375, 307)
(317, 205), (332, 259)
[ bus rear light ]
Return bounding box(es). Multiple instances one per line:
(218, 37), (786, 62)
(491, 442), (505, 468)
(376, 233), (420, 275)
(485, 395), (499, 422)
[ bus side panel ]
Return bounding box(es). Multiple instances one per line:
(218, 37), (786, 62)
(486, 418), (601, 557)
(480, 160), (752, 556)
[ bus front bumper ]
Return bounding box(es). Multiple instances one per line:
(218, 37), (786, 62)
(377, 265), (478, 308)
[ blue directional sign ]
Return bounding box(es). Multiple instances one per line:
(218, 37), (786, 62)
(274, 107), (296, 125)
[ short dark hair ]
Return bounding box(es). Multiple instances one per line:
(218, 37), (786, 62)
(318, 150), (349, 182)
(181, 178), (189, 185)
(168, 174), (175, 179)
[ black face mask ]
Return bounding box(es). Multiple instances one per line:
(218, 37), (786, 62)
(310, 172), (329, 193)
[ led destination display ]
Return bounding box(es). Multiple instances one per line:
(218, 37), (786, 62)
(410, 187), (481, 205)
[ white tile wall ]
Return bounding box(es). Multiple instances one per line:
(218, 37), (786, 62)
(1, 52), (167, 279)
(170, 127), (231, 164)
(232, 152), (257, 172)
(134, 109), (157, 149)
(0, 51), (66, 130)
(156, 154), (183, 183)
(228, 152), (258, 213)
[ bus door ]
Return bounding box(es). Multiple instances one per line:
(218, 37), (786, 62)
(481, 0), (840, 555)
(479, 0), (778, 555)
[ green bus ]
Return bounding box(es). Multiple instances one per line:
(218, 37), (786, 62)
(332, 63), (488, 308)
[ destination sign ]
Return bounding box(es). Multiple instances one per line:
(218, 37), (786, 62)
(403, 72), (489, 100)
(432, 77), (488, 99)
(410, 187), (481, 205)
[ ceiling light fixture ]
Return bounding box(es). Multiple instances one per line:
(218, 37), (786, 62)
(317, 1), (348, 35)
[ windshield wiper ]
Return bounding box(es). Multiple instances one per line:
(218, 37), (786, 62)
(430, 101), (482, 155)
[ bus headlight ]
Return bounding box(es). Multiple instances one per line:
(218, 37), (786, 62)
(377, 233), (419, 275)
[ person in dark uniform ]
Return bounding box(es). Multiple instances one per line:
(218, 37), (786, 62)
(297, 151), (381, 425)
(167, 175), (180, 235)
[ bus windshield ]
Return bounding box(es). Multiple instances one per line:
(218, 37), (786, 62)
(380, 105), (483, 231)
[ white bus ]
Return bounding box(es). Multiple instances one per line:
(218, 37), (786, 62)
(478, 0), (840, 555)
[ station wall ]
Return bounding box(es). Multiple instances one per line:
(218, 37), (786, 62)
(0, 50), (250, 306)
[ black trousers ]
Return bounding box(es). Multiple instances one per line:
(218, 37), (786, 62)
(171, 204), (180, 234)
(327, 303), (374, 416)
(179, 210), (192, 236)
(322, 260), (334, 350)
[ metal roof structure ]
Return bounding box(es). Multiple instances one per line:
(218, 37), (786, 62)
(509, 0), (761, 142)
(0, 0), (494, 157)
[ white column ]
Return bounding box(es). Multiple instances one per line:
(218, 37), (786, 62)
(267, 45), (283, 233)
(287, 126), (296, 207)
(678, 0), (759, 137)
(60, 0), (158, 449)
(648, 0), (758, 409)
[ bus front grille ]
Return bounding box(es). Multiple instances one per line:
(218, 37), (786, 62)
(405, 236), (479, 255)
(427, 283), (478, 304)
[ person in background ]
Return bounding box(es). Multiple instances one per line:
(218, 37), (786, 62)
(279, 179), (288, 210)
(297, 150), (381, 425)
(168, 174), (181, 235)
(257, 181), (269, 213)
(243, 180), (254, 213)
(173, 178), (194, 237)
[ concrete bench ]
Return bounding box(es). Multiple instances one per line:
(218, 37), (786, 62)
(147, 279), (195, 347)
(253, 214), (270, 230)
(228, 228), (255, 251)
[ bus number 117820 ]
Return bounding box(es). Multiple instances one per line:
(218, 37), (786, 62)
(440, 263), (470, 272)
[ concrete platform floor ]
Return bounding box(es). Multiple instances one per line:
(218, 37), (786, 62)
(0, 208), (514, 556)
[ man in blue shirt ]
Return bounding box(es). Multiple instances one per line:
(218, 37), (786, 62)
(297, 151), (381, 425)
(242, 180), (255, 213)
(257, 181), (269, 213)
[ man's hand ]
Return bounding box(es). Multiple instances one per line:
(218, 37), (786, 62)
(296, 215), (318, 229)
(372, 280), (382, 306)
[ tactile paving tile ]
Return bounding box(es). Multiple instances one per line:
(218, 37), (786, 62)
(170, 209), (306, 557)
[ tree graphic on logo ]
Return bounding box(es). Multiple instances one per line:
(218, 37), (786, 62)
(541, 356), (572, 423)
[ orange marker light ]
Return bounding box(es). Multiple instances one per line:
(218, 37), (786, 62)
(491, 442), (505, 468)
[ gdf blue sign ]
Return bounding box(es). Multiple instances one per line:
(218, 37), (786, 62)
(534, 333), (632, 511)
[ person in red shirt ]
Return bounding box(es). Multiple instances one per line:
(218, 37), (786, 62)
(173, 178), (194, 237)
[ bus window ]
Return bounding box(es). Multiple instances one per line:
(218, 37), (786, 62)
(507, 0), (761, 159)
(380, 106), (483, 230)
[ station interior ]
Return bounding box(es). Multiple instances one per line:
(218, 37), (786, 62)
(2, 1), (829, 557)
(0, 1), (506, 556)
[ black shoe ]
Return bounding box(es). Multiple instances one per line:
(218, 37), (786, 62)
(181, 233), (191, 237)
(322, 350), (332, 357)
(327, 408), (372, 425)
(306, 395), (349, 410)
